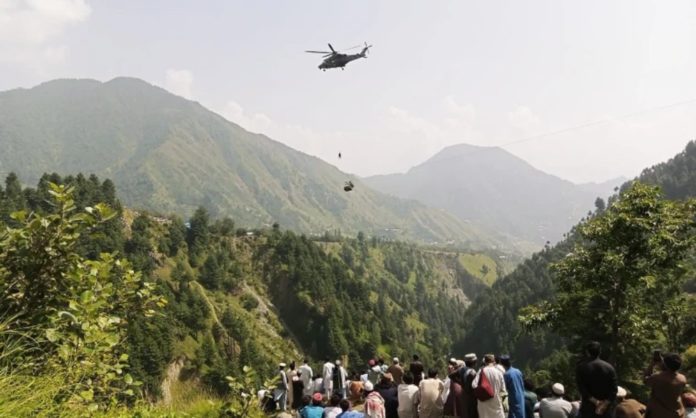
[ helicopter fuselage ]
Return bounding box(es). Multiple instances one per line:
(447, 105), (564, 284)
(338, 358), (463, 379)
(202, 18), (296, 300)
(319, 52), (365, 70)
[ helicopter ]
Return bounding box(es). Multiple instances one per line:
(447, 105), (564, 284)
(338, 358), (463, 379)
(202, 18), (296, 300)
(306, 42), (373, 71)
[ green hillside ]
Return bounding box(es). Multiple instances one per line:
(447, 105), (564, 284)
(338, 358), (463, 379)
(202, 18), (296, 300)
(0, 78), (516, 252)
(0, 172), (494, 414)
(456, 141), (696, 372)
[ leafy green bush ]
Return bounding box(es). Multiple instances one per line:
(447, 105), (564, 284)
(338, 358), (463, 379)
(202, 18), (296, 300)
(0, 183), (166, 412)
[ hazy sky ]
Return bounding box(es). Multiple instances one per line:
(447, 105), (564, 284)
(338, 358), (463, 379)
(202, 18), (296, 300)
(2, 0), (696, 183)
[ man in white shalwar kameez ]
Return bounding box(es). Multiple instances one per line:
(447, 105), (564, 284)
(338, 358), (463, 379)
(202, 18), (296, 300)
(472, 354), (506, 418)
(300, 359), (314, 397)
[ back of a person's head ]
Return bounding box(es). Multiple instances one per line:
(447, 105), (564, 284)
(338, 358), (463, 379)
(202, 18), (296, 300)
(301, 395), (312, 407)
(483, 354), (495, 365)
(585, 341), (601, 358)
(413, 354), (419, 361)
(427, 368), (438, 378)
(340, 399), (351, 412)
(403, 372), (414, 385)
(500, 356), (511, 369)
(304, 358), (309, 364)
(330, 394), (342, 407)
(523, 379), (535, 392)
(663, 353), (682, 372)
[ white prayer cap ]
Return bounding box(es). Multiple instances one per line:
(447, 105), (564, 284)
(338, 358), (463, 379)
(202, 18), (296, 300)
(551, 383), (565, 396)
(364, 381), (374, 392)
(279, 362), (287, 368)
(617, 387), (627, 398)
(393, 357), (399, 363)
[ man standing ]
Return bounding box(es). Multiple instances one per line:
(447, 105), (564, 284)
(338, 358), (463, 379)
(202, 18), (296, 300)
(462, 353), (479, 418)
(500, 356), (525, 418)
(324, 357), (336, 397)
(300, 359), (314, 397)
(276, 363), (289, 411)
(376, 373), (399, 418)
(398, 372), (420, 418)
(522, 380), (537, 418)
(418, 368), (445, 418)
(575, 342), (617, 418)
(364, 381), (387, 418)
(387, 357), (405, 385)
(334, 359), (348, 399)
(472, 354), (506, 418)
(410, 354), (425, 386)
(538, 383), (572, 418)
(644, 352), (687, 418)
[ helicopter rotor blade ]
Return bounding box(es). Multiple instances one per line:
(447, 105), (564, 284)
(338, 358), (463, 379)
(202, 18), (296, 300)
(328, 43), (336, 52)
(306, 50), (332, 54)
(342, 44), (364, 51)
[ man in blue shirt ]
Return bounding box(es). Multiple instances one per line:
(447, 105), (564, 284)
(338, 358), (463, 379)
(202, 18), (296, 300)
(500, 355), (525, 418)
(337, 398), (365, 418)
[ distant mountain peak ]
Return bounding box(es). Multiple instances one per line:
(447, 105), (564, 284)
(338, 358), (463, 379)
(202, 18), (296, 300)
(365, 143), (603, 246)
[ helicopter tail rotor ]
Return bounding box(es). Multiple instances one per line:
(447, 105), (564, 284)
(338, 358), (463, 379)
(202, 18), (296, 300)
(361, 42), (373, 56)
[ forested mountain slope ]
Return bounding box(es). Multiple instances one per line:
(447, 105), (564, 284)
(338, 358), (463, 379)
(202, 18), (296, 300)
(455, 140), (696, 368)
(0, 172), (500, 399)
(0, 78), (509, 251)
(364, 144), (619, 246)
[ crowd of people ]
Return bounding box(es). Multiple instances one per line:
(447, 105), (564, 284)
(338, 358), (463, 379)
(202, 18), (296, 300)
(265, 342), (694, 418)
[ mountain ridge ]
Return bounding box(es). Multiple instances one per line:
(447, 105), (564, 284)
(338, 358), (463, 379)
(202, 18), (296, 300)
(0, 77), (516, 251)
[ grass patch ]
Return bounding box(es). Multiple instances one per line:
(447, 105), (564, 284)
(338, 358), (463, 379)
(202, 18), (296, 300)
(458, 253), (498, 286)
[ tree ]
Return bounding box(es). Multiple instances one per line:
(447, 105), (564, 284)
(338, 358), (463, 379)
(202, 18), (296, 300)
(520, 181), (696, 379)
(187, 206), (210, 265)
(0, 183), (166, 410)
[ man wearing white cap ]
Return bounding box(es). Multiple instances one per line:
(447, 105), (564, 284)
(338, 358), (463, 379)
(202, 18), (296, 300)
(538, 383), (572, 418)
(388, 357), (405, 385)
(614, 386), (645, 418)
(275, 363), (289, 411)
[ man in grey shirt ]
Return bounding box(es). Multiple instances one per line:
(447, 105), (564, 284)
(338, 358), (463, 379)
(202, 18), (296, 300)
(539, 383), (573, 418)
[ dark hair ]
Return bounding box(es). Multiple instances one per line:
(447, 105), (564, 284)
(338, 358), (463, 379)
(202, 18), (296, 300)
(290, 361), (296, 370)
(325, 356), (330, 362)
(304, 358), (309, 364)
(339, 399), (351, 411)
(663, 353), (682, 372)
(413, 354), (420, 361)
(301, 395), (311, 407)
(523, 379), (535, 391)
(330, 393), (342, 406)
(585, 341), (601, 358)
(403, 372), (414, 385)
(378, 358), (384, 365)
(427, 368), (438, 378)
(500, 357), (511, 368)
